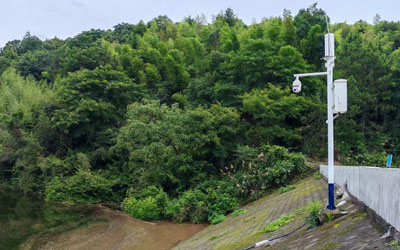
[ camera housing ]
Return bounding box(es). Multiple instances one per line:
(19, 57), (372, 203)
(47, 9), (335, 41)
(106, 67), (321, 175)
(292, 78), (302, 93)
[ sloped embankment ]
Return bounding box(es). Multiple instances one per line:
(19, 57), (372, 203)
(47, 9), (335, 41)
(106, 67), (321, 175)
(20, 205), (206, 250)
(173, 176), (390, 250)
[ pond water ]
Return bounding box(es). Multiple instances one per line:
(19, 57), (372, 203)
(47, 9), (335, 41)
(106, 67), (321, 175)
(0, 189), (99, 250)
(0, 189), (207, 250)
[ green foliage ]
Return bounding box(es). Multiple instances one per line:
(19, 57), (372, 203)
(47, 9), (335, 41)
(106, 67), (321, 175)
(231, 208), (246, 217)
(294, 3), (328, 41)
(305, 200), (323, 229)
(209, 214), (226, 225)
(124, 196), (161, 221)
(207, 193), (239, 222)
(123, 185), (169, 221)
(168, 189), (208, 223)
(278, 185), (296, 193)
(112, 100), (241, 192)
(209, 231), (228, 240)
(53, 66), (143, 148)
(257, 213), (295, 233)
(325, 212), (334, 223)
(389, 240), (400, 250)
(45, 170), (114, 203)
(0, 68), (56, 191)
(224, 145), (310, 199)
(1, 5), (400, 226)
(241, 84), (317, 149)
(313, 172), (322, 180)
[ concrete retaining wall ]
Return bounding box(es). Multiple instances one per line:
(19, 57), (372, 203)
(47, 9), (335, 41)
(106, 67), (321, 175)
(320, 165), (400, 232)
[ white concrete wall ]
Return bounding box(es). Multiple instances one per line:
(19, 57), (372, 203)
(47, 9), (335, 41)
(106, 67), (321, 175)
(320, 165), (400, 232)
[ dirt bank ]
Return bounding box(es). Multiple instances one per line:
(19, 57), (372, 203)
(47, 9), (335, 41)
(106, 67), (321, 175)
(21, 205), (207, 250)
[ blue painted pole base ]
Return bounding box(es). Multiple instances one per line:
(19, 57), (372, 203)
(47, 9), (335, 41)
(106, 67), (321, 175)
(327, 183), (336, 210)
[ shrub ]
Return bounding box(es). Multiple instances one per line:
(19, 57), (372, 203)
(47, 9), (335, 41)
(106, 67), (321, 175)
(164, 188), (238, 224)
(231, 208), (246, 217)
(45, 170), (114, 203)
(124, 186), (170, 221)
(127, 186), (169, 213)
(389, 240), (400, 250)
(124, 196), (161, 221)
(209, 214), (226, 224)
(209, 231), (228, 240)
(208, 193), (238, 220)
(305, 200), (323, 229)
(313, 171), (322, 179)
(257, 213), (295, 233)
(167, 189), (208, 223)
(165, 199), (185, 223)
(278, 185), (296, 194)
(223, 145), (310, 200)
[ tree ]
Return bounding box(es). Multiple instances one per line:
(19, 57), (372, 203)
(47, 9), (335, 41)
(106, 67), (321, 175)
(16, 50), (58, 81)
(18, 32), (43, 54)
(0, 68), (56, 191)
(241, 84), (316, 149)
(294, 3), (328, 40)
(335, 22), (393, 157)
(112, 100), (241, 192)
(282, 10), (298, 47)
(53, 66), (143, 149)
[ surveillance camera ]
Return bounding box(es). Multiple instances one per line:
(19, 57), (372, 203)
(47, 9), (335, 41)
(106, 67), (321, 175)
(292, 78), (302, 93)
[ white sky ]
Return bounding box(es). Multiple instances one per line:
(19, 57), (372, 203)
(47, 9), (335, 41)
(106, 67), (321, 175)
(0, 0), (399, 47)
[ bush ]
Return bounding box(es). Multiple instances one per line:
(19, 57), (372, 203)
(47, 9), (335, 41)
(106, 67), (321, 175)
(164, 188), (238, 224)
(209, 214), (226, 224)
(278, 185), (296, 193)
(305, 200), (323, 229)
(124, 186), (170, 221)
(174, 189), (208, 223)
(127, 186), (169, 211)
(45, 170), (114, 203)
(231, 208), (246, 217)
(124, 196), (161, 221)
(208, 193), (239, 219)
(257, 213), (295, 233)
(223, 145), (310, 200)
(165, 199), (185, 223)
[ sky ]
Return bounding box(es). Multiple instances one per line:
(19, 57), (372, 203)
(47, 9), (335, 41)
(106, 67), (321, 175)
(0, 0), (399, 48)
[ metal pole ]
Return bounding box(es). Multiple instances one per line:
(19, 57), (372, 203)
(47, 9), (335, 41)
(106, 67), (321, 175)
(326, 55), (336, 210)
(294, 72), (327, 78)
(292, 33), (339, 210)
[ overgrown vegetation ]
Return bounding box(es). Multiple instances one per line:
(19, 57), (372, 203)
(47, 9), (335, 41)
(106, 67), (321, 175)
(231, 208), (246, 217)
(209, 231), (228, 240)
(257, 213), (295, 233)
(313, 172), (322, 180)
(305, 200), (323, 229)
(278, 185), (296, 194)
(1, 4), (399, 223)
(389, 240), (400, 250)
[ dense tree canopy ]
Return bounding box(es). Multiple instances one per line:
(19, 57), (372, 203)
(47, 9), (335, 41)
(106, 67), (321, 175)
(1, 4), (399, 222)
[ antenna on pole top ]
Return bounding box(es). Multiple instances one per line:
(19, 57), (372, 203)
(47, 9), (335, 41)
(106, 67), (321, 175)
(325, 15), (330, 33)
(324, 15), (334, 58)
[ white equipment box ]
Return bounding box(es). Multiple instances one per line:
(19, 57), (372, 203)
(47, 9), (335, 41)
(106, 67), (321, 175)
(334, 79), (347, 113)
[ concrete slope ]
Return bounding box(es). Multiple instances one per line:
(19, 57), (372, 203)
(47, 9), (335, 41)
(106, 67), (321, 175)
(173, 176), (391, 250)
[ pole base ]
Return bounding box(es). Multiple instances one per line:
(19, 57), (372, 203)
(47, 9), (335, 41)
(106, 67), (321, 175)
(327, 183), (336, 210)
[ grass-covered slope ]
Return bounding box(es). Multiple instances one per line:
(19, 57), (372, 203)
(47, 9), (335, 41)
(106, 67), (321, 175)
(173, 176), (390, 250)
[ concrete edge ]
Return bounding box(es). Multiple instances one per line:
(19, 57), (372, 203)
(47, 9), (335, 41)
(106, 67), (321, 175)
(318, 166), (400, 243)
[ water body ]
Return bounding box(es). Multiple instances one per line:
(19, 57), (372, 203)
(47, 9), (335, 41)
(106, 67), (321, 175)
(0, 190), (206, 250)
(0, 189), (99, 250)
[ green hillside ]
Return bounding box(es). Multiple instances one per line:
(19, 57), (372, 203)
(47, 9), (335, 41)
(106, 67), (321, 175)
(1, 4), (399, 223)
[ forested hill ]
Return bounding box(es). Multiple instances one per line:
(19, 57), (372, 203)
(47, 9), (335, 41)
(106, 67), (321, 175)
(0, 4), (399, 223)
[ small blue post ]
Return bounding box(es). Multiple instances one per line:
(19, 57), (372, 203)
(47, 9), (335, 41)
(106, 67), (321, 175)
(386, 154), (393, 168)
(327, 183), (336, 210)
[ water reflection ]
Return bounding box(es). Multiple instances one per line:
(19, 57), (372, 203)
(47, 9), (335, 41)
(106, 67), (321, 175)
(0, 189), (98, 250)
